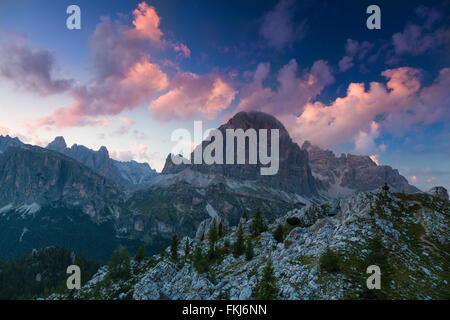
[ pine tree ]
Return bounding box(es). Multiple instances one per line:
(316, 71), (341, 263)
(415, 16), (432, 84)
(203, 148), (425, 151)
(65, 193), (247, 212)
(134, 245), (146, 262)
(242, 212), (248, 220)
(245, 240), (254, 261)
(255, 257), (279, 300)
(160, 245), (167, 258)
(120, 247), (131, 278)
(193, 245), (203, 263)
(251, 209), (267, 236)
(382, 183), (390, 193)
(218, 223), (224, 238)
(209, 220), (218, 259)
(233, 224), (245, 257)
(170, 235), (179, 261)
(273, 224), (284, 243)
(184, 239), (190, 259)
(108, 247), (130, 280)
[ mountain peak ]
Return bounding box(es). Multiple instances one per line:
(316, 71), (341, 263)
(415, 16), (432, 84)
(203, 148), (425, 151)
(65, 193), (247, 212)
(224, 111), (290, 138)
(47, 136), (67, 151)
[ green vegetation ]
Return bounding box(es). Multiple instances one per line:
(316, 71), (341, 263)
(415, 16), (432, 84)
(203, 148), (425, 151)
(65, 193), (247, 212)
(233, 224), (245, 257)
(251, 209), (267, 236)
(273, 224), (284, 243)
(245, 240), (254, 261)
(0, 246), (98, 299)
(286, 217), (300, 226)
(170, 235), (180, 262)
(319, 247), (341, 273)
(254, 257), (279, 300)
(184, 239), (190, 259)
(134, 245), (146, 262)
(107, 247), (131, 281)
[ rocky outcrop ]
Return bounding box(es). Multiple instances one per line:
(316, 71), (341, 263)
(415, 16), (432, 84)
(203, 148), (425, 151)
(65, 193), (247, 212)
(47, 136), (157, 187)
(427, 186), (449, 201)
(163, 111), (317, 197)
(301, 141), (420, 197)
(195, 216), (230, 241)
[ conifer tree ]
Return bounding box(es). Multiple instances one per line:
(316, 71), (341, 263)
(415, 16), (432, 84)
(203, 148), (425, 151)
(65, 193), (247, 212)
(251, 209), (267, 236)
(255, 257), (279, 300)
(245, 240), (254, 261)
(218, 223), (224, 238)
(170, 235), (179, 261)
(209, 220), (218, 259)
(273, 224), (284, 243)
(160, 245), (167, 258)
(108, 247), (130, 280)
(184, 239), (190, 259)
(233, 224), (245, 257)
(134, 245), (146, 262)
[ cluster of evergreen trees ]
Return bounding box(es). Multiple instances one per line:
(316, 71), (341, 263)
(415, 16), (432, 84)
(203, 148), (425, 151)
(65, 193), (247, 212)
(0, 246), (98, 299)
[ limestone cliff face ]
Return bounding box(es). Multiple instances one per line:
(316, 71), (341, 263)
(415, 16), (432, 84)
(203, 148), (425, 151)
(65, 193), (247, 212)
(0, 144), (123, 218)
(301, 141), (420, 196)
(162, 111), (318, 197)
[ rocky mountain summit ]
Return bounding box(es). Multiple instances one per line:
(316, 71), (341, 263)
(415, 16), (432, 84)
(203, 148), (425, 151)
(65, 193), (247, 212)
(47, 136), (157, 187)
(0, 135), (23, 153)
(427, 186), (449, 201)
(163, 111), (318, 197)
(301, 141), (420, 197)
(50, 189), (449, 300)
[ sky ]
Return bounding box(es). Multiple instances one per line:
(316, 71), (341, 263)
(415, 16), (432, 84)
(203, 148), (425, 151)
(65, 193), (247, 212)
(0, 0), (449, 191)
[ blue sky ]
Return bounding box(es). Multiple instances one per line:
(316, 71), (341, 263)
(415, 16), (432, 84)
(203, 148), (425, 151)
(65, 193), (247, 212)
(0, 0), (449, 191)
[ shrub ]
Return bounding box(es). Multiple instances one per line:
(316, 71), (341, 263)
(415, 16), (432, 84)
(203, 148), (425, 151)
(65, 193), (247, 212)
(286, 217), (301, 226)
(273, 224), (284, 243)
(319, 247), (341, 273)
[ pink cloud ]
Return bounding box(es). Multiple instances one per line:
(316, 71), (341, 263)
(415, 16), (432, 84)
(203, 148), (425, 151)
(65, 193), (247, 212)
(132, 2), (164, 44)
(35, 1), (185, 128)
(369, 155), (380, 166)
(38, 59), (169, 128)
(173, 43), (191, 58)
(287, 67), (450, 153)
(119, 117), (135, 125)
(235, 59), (334, 116)
(149, 72), (237, 121)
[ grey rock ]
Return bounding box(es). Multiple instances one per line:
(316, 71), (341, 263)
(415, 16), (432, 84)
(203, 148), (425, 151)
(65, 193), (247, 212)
(302, 141), (420, 196)
(427, 186), (449, 201)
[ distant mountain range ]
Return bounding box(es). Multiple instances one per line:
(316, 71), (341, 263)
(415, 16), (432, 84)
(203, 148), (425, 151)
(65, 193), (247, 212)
(0, 111), (426, 262)
(47, 136), (158, 186)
